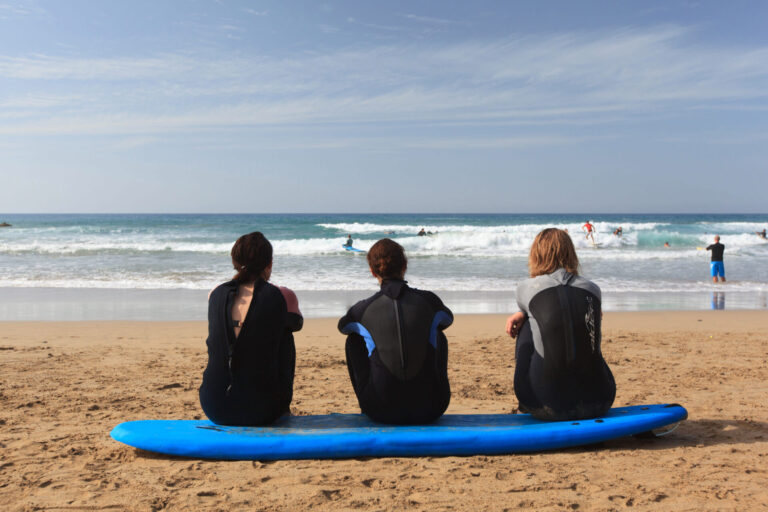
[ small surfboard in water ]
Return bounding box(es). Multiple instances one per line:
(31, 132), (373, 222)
(343, 245), (365, 253)
(110, 403), (687, 460)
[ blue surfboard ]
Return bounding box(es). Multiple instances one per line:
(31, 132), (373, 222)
(110, 404), (686, 460)
(343, 245), (365, 253)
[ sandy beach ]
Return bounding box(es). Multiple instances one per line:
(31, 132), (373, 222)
(2, 311), (767, 511)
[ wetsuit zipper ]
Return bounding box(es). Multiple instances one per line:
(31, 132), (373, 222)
(556, 285), (576, 366)
(392, 298), (406, 375)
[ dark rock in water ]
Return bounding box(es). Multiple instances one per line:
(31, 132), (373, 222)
(0, 222), (11, 227)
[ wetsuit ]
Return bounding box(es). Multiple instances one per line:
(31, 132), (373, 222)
(344, 238), (353, 248)
(339, 279), (453, 424)
(706, 242), (725, 278)
(514, 268), (615, 421)
(199, 279), (303, 426)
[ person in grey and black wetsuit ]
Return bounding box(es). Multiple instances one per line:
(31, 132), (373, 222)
(339, 238), (453, 424)
(506, 228), (615, 421)
(199, 232), (303, 426)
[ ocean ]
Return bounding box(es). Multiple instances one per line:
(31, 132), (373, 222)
(1, 213), (767, 320)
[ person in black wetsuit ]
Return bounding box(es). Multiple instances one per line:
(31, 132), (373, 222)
(705, 235), (726, 283)
(344, 234), (353, 248)
(199, 232), (303, 426)
(505, 228), (615, 421)
(339, 238), (453, 424)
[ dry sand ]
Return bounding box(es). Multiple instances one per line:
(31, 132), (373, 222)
(1, 311), (767, 511)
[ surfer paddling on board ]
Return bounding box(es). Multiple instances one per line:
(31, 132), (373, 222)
(582, 220), (596, 244)
(339, 238), (453, 424)
(200, 232), (303, 426)
(505, 228), (615, 421)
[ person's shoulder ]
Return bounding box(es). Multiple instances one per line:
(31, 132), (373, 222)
(408, 286), (448, 307)
(276, 286), (301, 315)
(518, 274), (551, 290)
(208, 280), (236, 300)
(571, 275), (601, 299)
(349, 290), (384, 315)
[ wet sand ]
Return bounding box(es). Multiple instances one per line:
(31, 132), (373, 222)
(2, 311), (767, 511)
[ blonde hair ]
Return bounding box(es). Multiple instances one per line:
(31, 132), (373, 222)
(528, 228), (579, 277)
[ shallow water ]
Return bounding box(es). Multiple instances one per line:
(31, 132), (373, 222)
(1, 213), (766, 319)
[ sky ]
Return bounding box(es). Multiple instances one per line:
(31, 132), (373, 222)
(1, 0), (767, 213)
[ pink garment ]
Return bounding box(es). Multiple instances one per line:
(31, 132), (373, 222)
(278, 286), (301, 316)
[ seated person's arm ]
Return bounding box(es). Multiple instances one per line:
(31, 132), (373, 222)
(279, 286), (303, 332)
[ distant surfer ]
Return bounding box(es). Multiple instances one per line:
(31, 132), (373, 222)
(663, 242), (670, 248)
(344, 235), (353, 248)
(418, 228), (427, 236)
(582, 221), (595, 243)
(705, 235), (726, 284)
(613, 227), (622, 237)
(756, 229), (767, 240)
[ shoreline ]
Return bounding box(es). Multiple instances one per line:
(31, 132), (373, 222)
(2, 311), (767, 510)
(1, 287), (766, 321)
(1, 309), (768, 329)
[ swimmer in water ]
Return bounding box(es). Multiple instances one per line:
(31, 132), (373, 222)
(505, 228), (615, 421)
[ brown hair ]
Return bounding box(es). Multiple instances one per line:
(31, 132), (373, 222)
(528, 228), (579, 277)
(367, 238), (407, 279)
(231, 231), (273, 282)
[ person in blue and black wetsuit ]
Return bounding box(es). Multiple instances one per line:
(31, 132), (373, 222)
(339, 238), (453, 424)
(199, 231), (303, 426)
(506, 228), (615, 421)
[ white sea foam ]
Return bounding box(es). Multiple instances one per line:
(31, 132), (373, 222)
(318, 221), (666, 235)
(3, 274), (768, 294)
(2, 229), (765, 258)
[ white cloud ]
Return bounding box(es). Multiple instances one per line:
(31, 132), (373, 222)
(401, 13), (457, 25)
(1, 25), (767, 139)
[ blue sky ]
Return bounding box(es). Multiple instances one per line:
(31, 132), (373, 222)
(1, 0), (767, 213)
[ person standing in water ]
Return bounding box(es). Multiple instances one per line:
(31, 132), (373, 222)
(706, 235), (726, 283)
(582, 220), (595, 243)
(344, 234), (353, 248)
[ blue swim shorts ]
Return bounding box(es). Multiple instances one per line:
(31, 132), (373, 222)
(710, 261), (725, 278)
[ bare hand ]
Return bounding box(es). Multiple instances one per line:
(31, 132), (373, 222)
(506, 312), (525, 338)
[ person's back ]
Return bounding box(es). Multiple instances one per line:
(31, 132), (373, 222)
(339, 239), (452, 424)
(199, 232), (302, 426)
(506, 228), (615, 421)
(515, 269), (614, 420)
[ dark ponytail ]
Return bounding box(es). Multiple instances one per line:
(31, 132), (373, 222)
(367, 238), (407, 279)
(231, 232), (273, 282)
